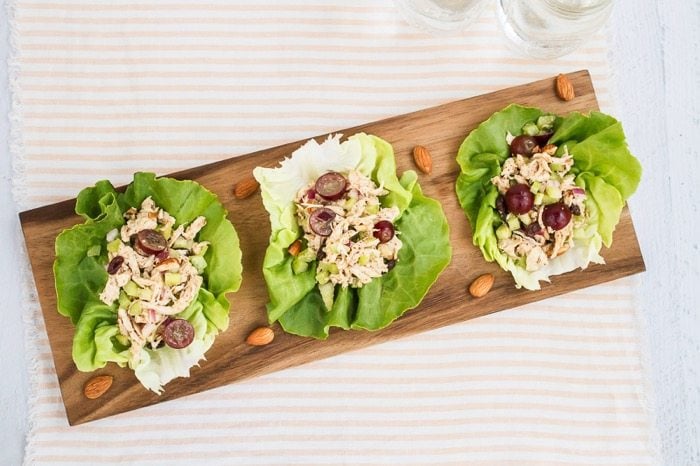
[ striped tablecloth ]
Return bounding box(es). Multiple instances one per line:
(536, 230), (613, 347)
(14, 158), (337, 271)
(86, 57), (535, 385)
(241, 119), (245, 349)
(11, 1), (658, 464)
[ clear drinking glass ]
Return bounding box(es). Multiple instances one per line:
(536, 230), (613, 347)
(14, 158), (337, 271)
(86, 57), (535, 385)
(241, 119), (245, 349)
(394, 0), (489, 35)
(496, 0), (614, 59)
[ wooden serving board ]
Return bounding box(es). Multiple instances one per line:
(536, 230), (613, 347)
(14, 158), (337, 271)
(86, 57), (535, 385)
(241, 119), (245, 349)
(20, 70), (645, 425)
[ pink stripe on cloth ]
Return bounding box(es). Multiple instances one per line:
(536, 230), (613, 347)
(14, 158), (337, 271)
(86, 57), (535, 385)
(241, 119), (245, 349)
(11, 0), (656, 464)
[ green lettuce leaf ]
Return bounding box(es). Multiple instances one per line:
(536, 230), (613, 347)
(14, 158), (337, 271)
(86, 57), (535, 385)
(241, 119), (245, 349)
(54, 172), (242, 393)
(72, 303), (130, 371)
(254, 134), (451, 339)
(455, 104), (641, 290)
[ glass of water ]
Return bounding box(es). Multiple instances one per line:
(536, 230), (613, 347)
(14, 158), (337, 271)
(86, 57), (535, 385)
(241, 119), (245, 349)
(496, 0), (614, 59)
(394, 0), (489, 35)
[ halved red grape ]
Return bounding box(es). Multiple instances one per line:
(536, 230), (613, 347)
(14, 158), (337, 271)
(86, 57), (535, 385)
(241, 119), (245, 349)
(163, 318), (194, 349)
(135, 229), (167, 255)
(533, 131), (553, 147)
(309, 207), (336, 236)
(314, 172), (347, 201)
(505, 184), (534, 214)
(107, 255), (124, 274)
(542, 202), (572, 230)
(373, 220), (395, 243)
(510, 135), (538, 156)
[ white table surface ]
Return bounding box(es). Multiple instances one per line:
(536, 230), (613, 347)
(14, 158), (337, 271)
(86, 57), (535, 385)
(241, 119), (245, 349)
(1, 0), (698, 464)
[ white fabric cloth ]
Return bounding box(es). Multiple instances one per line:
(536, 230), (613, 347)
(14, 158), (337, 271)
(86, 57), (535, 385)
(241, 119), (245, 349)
(10, 0), (657, 464)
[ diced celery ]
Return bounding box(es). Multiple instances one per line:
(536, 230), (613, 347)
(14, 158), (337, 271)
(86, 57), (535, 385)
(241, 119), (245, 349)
(118, 291), (131, 310)
(496, 224), (511, 240)
(325, 263), (339, 275)
(196, 243), (209, 256)
(160, 224), (172, 240)
(139, 287), (153, 301)
(107, 239), (122, 253)
(358, 255), (370, 266)
(506, 214), (520, 231)
(123, 280), (141, 298)
(343, 197), (357, 210)
(545, 185), (562, 200)
(172, 238), (189, 249)
(297, 248), (316, 262)
(319, 282), (335, 312)
(115, 334), (130, 347)
(317, 270), (330, 285)
(522, 122), (539, 136)
(537, 115), (556, 130)
(518, 214), (532, 226)
(190, 255), (207, 274)
(550, 163), (564, 172)
(164, 273), (181, 287)
(86, 245), (101, 257)
(128, 300), (143, 316)
(543, 194), (559, 205)
(534, 193), (544, 205)
(530, 181), (542, 193)
(292, 257), (309, 274)
(365, 204), (379, 215)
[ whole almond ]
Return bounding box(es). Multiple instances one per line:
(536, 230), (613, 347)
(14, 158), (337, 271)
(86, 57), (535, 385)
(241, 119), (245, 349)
(84, 375), (113, 399)
(234, 177), (259, 199)
(246, 326), (274, 346)
(412, 145), (433, 174)
(555, 74), (575, 101)
(287, 239), (302, 257)
(468, 273), (495, 298)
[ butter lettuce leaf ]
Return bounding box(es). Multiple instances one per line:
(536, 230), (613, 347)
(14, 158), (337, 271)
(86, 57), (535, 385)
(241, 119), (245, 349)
(54, 172), (242, 393)
(254, 134), (451, 339)
(455, 104), (640, 290)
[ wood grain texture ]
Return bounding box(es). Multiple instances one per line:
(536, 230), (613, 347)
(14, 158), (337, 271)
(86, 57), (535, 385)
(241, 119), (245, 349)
(19, 70), (645, 425)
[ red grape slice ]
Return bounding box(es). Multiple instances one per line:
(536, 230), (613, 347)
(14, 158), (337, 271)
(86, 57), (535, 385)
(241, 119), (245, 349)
(309, 207), (336, 236)
(505, 184), (534, 214)
(373, 220), (395, 243)
(162, 318), (195, 349)
(135, 229), (167, 255)
(314, 172), (347, 201)
(107, 255), (124, 274)
(533, 131), (553, 147)
(510, 135), (538, 157)
(542, 202), (572, 231)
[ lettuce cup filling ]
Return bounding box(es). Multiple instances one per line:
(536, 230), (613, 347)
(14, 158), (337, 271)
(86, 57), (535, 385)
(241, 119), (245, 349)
(254, 133), (451, 339)
(455, 104), (641, 290)
(54, 173), (242, 393)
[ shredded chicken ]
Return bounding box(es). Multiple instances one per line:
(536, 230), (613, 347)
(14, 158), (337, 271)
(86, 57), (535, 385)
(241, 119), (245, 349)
(491, 138), (589, 272)
(295, 170), (402, 288)
(98, 197), (208, 361)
